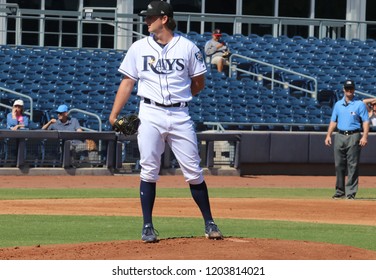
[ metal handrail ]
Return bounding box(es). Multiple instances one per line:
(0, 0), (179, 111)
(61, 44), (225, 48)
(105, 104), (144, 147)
(355, 90), (376, 99)
(229, 53), (318, 98)
(68, 108), (102, 132)
(203, 122), (329, 132)
(0, 86), (33, 121)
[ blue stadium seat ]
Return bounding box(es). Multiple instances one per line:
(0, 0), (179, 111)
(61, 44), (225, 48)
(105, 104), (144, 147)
(232, 33), (247, 41)
(0, 72), (10, 82)
(201, 111), (219, 122)
(44, 65), (61, 74)
(320, 105), (333, 116)
(216, 95), (232, 105)
(262, 105), (279, 116)
(247, 104), (263, 115)
(317, 89), (337, 107)
(217, 112), (234, 122)
(233, 113), (250, 123)
(231, 104), (248, 115)
(191, 113), (204, 123)
(308, 116), (327, 131)
(291, 105), (309, 117)
(201, 104), (219, 114)
(294, 116), (311, 130)
(263, 116), (283, 130)
(277, 105), (293, 116)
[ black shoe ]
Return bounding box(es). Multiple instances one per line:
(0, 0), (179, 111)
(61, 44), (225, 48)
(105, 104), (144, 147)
(346, 194), (356, 200)
(141, 223), (158, 243)
(332, 194), (345, 199)
(205, 221), (223, 240)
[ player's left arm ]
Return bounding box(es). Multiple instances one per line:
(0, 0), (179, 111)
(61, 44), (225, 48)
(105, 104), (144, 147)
(191, 74), (205, 96)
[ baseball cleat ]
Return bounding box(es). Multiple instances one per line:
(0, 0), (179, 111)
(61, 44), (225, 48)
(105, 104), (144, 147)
(332, 193), (345, 199)
(346, 194), (356, 200)
(205, 221), (223, 240)
(141, 223), (158, 243)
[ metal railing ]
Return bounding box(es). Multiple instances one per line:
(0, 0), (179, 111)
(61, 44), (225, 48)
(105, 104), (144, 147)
(2, 6), (376, 49)
(229, 53), (318, 98)
(68, 108), (102, 132)
(202, 122), (328, 132)
(0, 86), (34, 121)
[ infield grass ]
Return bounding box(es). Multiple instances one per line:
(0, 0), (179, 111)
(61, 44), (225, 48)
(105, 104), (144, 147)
(0, 215), (375, 252)
(1, 187), (375, 253)
(1, 187), (376, 200)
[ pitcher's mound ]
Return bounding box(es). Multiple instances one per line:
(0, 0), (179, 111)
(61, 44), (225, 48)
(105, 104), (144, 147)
(1, 237), (376, 260)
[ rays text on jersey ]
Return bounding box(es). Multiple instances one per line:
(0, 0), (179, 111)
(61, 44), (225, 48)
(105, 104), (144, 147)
(142, 55), (184, 74)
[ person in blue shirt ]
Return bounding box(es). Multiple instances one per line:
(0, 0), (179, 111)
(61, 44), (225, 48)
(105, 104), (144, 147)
(325, 80), (369, 200)
(6, 99), (29, 130)
(42, 104), (82, 132)
(41, 104), (87, 165)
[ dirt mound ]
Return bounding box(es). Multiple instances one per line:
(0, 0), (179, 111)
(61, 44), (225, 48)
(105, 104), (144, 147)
(1, 237), (376, 260)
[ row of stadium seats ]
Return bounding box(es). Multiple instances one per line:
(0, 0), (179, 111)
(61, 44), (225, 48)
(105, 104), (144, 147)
(1, 33), (373, 131)
(190, 34), (376, 94)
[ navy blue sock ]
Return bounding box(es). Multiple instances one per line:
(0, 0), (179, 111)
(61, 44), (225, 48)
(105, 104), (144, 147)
(189, 180), (213, 224)
(140, 180), (156, 226)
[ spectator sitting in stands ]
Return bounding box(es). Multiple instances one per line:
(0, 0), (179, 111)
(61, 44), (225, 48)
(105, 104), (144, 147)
(7, 99), (29, 130)
(42, 104), (89, 165)
(204, 29), (230, 73)
(42, 104), (82, 132)
(363, 97), (376, 127)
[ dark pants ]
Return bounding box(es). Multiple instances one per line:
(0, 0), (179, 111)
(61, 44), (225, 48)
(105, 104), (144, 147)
(333, 133), (362, 197)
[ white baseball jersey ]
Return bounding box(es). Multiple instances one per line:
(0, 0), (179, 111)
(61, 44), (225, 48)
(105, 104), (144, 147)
(118, 33), (207, 184)
(118, 34), (207, 105)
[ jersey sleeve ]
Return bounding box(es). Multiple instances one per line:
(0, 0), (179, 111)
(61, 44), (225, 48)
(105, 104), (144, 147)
(188, 43), (207, 78)
(118, 43), (139, 81)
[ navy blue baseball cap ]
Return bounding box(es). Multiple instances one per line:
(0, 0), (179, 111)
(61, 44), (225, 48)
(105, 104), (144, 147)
(344, 80), (355, 89)
(138, 1), (173, 17)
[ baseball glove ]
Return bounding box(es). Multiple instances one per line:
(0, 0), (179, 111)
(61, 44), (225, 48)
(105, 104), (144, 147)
(112, 114), (140, 136)
(86, 139), (97, 151)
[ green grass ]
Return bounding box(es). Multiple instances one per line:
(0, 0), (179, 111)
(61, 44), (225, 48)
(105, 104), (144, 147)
(1, 187), (375, 252)
(0, 215), (375, 251)
(1, 187), (376, 200)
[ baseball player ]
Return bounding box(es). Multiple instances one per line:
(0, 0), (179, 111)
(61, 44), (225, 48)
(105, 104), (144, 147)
(109, 0), (223, 243)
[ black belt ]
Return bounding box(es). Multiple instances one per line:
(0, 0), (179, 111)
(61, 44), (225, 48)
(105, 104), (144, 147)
(143, 98), (188, 108)
(338, 129), (361, 135)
